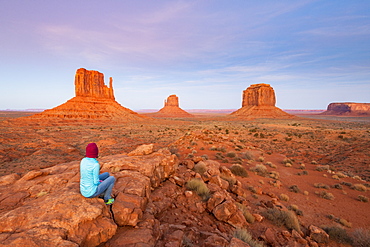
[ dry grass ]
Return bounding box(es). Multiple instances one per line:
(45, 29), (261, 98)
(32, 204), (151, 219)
(251, 164), (268, 177)
(236, 203), (255, 223)
(352, 228), (370, 247)
(233, 228), (264, 247)
(322, 226), (353, 245)
(193, 162), (207, 175)
(352, 184), (367, 192)
(279, 194), (289, 202)
(230, 164), (249, 178)
(186, 178), (211, 201)
(262, 208), (300, 232)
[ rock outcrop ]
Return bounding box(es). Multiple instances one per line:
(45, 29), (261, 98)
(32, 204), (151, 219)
(154, 95), (193, 118)
(75, 68), (114, 100)
(231, 83), (293, 118)
(26, 68), (148, 121)
(322, 102), (370, 116)
(0, 145), (178, 246)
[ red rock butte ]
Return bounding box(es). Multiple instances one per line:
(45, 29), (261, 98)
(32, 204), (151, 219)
(155, 95), (193, 118)
(28, 68), (147, 121)
(321, 102), (370, 116)
(230, 83), (293, 118)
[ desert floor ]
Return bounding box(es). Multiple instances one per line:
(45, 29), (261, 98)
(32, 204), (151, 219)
(0, 111), (369, 234)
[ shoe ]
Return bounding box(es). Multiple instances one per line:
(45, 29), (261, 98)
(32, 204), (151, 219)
(105, 198), (114, 205)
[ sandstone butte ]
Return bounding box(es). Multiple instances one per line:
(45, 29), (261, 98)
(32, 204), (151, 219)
(154, 94), (193, 118)
(26, 68), (148, 121)
(321, 102), (370, 116)
(230, 83), (294, 119)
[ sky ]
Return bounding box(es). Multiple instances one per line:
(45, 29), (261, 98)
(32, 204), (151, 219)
(1, 0), (369, 110)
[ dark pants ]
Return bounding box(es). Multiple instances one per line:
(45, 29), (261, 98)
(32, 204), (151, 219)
(89, 172), (115, 201)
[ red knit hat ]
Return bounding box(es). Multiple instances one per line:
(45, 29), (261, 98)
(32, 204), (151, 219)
(86, 143), (99, 158)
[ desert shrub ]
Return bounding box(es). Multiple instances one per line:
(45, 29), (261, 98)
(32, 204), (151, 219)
(339, 218), (352, 228)
(269, 171), (280, 180)
(186, 153), (194, 159)
(236, 203), (255, 223)
(221, 175), (237, 187)
(262, 208), (300, 231)
(251, 164), (268, 177)
(265, 161), (276, 168)
(233, 229), (264, 247)
(332, 183), (343, 189)
(279, 194), (290, 202)
(248, 186), (257, 193)
(341, 181), (352, 187)
(186, 178), (210, 201)
(193, 162), (207, 175)
(258, 156), (265, 162)
(317, 191), (335, 200)
(289, 185), (301, 193)
(226, 152), (237, 158)
(332, 175), (340, 180)
(358, 195), (369, 202)
(351, 228), (370, 247)
(243, 151), (254, 160)
(336, 172), (347, 178)
(316, 165), (330, 171)
(168, 146), (179, 156)
(314, 183), (330, 189)
(322, 226), (353, 245)
(215, 152), (224, 160)
(281, 158), (292, 164)
(230, 164), (249, 178)
(288, 204), (303, 216)
(352, 184), (367, 192)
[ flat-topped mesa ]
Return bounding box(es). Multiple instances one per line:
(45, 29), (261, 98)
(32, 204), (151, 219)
(75, 68), (114, 100)
(231, 83), (293, 119)
(322, 102), (370, 116)
(242, 83), (276, 107)
(155, 94), (193, 118)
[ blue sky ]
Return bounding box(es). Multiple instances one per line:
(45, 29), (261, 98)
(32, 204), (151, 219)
(1, 0), (369, 110)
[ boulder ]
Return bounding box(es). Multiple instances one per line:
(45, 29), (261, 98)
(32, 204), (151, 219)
(0, 148), (178, 246)
(308, 225), (329, 244)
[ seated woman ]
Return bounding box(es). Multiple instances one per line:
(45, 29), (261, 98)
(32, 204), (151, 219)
(80, 143), (115, 205)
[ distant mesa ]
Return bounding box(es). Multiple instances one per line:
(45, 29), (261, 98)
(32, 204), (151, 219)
(321, 102), (370, 116)
(28, 68), (147, 121)
(230, 83), (294, 118)
(153, 95), (193, 118)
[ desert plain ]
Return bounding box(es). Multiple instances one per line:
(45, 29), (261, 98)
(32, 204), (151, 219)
(0, 109), (369, 246)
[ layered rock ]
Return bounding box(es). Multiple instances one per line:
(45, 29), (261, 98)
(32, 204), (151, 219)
(322, 102), (370, 116)
(27, 68), (147, 121)
(231, 83), (293, 118)
(75, 68), (114, 100)
(154, 95), (193, 118)
(0, 145), (178, 246)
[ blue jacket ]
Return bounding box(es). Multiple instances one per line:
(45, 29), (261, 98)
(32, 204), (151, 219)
(80, 157), (100, 197)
